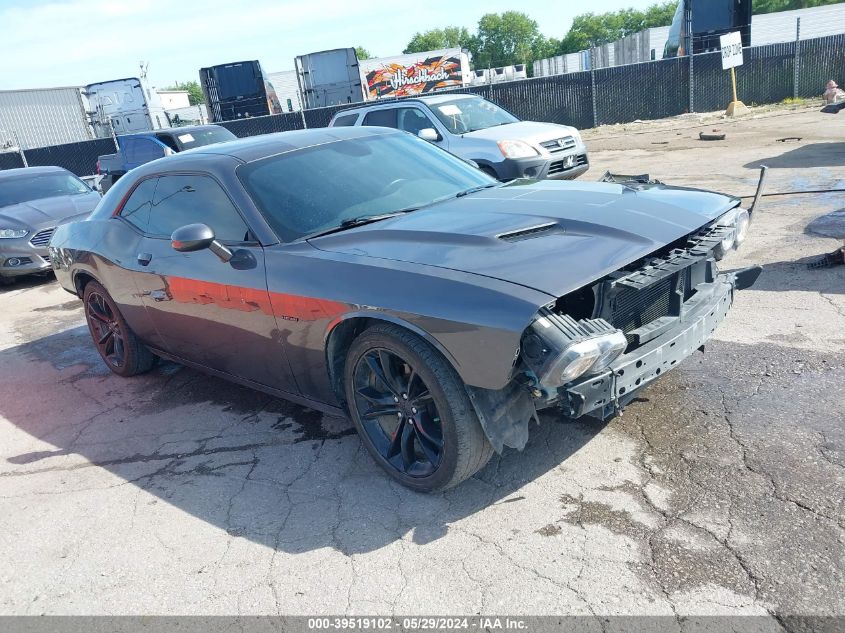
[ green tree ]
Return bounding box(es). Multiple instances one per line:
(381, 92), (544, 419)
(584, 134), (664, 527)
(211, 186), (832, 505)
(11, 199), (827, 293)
(556, 1), (678, 54)
(472, 11), (545, 69)
(403, 26), (473, 54)
(355, 46), (372, 60)
(164, 80), (205, 105)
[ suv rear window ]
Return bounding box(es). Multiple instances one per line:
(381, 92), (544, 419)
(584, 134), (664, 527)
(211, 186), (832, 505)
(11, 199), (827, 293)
(362, 109), (397, 128)
(332, 113), (359, 127)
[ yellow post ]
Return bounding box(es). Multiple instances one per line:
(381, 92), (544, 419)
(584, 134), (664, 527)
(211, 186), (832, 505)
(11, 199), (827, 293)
(726, 66), (748, 116)
(731, 67), (739, 103)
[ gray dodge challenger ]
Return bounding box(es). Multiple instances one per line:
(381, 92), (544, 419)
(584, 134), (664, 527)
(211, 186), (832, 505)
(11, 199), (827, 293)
(49, 126), (762, 491)
(0, 166), (100, 285)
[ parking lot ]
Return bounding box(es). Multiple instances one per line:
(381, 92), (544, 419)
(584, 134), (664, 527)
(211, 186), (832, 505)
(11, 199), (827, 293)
(1, 106), (843, 618)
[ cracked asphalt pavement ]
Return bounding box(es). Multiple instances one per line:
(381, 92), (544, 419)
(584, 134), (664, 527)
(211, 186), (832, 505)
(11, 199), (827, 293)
(0, 107), (843, 619)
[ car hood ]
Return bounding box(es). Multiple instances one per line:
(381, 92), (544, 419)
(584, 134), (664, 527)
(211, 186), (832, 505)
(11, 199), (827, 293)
(463, 120), (578, 144)
(308, 180), (740, 298)
(0, 192), (101, 230)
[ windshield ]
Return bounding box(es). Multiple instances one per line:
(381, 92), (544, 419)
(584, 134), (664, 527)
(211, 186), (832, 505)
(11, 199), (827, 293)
(238, 131), (495, 242)
(175, 127), (237, 151)
(0, 172), (90, 208)
(429, 96), (519, 134)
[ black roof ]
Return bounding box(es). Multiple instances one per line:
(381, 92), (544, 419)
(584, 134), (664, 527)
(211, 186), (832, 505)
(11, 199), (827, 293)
(122, 124), (227, 139)
(170, 126), (398, 164)
(0, 165), (71, 180)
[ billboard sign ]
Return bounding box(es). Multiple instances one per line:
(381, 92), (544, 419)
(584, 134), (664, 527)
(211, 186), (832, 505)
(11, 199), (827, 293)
(364, 53), (464, 99)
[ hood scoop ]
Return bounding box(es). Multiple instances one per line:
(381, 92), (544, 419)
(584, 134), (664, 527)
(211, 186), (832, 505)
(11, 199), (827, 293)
(497, 222), (562, 242)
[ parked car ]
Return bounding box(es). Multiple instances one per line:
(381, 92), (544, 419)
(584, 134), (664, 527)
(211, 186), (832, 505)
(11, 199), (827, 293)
(49, 127), (760, 491)
(329, 94), (589, 181)
(0, 166), (100, 286)
(96, 125), (237, 192)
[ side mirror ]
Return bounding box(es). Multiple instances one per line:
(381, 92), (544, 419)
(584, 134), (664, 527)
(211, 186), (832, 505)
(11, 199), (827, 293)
(464, 158), (480, 169)
(418, 128), (440, 142)
(171, 223), (232, 262)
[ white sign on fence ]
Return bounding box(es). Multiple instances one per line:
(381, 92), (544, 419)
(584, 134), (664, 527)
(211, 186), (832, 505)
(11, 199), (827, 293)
(720, 31), (744, 70)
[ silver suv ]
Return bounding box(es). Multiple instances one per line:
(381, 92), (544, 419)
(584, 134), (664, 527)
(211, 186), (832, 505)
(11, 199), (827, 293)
(329, 94), (589, 181)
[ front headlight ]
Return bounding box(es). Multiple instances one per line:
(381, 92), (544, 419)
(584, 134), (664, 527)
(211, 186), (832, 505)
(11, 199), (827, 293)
(0, 228), (28, 239)
(713, 207), (751, 258)
(552, 340), (602, 382)
(522, 314), (630, 389)
(497, 139), (540, 159)
(589, 331), (628, 373)
(734, 208), (750, 245)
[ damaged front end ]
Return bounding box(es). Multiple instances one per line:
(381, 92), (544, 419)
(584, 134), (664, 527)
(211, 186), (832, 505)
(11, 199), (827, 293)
(467, 174), (766, 454)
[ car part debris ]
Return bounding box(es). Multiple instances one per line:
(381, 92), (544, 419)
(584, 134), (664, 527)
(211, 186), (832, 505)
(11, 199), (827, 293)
(808, 247), (845, 268)
(776, 137), (802, 142)
(599, 171), (659, 185)
(749, 166), (768, 216)
(699, 130), (726, 141)
(821, 102), (845, 114)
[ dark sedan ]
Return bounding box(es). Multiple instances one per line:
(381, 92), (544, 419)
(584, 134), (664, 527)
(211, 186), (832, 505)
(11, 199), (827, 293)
(49, 127), (761, 491)
(0, 166), (101, 286)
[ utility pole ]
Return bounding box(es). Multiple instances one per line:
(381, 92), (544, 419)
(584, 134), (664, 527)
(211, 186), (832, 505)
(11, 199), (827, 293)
(793, 17), (801, 99)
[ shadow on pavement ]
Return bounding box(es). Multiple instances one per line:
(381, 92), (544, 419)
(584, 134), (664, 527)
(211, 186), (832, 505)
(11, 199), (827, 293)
(744, 142), (845, 170)
(0, 272), (56, 293)
(0, 324), (606, 555)
(744, 257), (845, 295)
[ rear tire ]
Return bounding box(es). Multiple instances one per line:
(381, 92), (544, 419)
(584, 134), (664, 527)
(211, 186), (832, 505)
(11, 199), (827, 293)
(83, 281), (155, 377)
(344, 323), (493, 492)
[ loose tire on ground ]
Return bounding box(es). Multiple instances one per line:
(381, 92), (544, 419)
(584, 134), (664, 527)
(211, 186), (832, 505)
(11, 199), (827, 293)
(344, 323), (494, 492)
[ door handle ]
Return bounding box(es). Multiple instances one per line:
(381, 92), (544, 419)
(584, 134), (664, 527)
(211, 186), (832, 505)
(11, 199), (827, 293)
(137, 252), (152, 266)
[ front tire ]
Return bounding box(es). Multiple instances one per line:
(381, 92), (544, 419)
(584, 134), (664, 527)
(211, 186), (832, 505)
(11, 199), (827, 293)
(83, 281), (155, 377)
(344, 323), (493, 492)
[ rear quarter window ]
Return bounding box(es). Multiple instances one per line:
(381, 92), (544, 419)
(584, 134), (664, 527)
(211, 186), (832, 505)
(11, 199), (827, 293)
(331, 113), (360, 127)
(362, 109), (398, 128)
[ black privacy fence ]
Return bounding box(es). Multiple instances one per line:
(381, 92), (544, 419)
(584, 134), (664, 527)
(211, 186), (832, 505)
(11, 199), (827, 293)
(0, 137), (117, 176)
(3, 33), (843, 177)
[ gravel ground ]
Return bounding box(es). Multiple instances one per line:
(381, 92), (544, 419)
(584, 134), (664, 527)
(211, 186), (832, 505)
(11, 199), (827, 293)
(0, 106), (843, 621)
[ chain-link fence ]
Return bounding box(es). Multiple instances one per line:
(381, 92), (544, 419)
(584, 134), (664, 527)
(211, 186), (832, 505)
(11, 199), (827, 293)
(3, 32), (843, 178)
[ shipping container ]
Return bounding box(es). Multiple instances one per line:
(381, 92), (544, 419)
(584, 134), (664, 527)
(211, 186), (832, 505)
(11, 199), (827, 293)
(266, 70), (303, 113)
(665, 0), (752, 57)
(295, 48), (365, 110)
(199, 61), (282, 122)
(0, 87), (94, 150)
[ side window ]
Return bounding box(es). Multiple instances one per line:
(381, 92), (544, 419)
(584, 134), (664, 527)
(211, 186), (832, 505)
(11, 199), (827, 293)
(331, 113), (359, 127)
(146, 175), (249, 243)
(155, 134), (179, 152)
(362, 108), (397, 128)
(119, 178), (158, 232)
(397, 108), (434, 136)
(123, 137), (167, 165)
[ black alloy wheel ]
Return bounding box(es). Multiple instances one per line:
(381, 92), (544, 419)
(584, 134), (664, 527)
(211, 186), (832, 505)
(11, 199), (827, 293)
(82, 280), (156, 377)
(344, 323), (493, 491)
(85, 289), (126, 369)
(352, 348), (443, 478)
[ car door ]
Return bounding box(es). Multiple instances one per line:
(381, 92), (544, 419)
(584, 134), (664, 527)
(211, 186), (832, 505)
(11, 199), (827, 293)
(362, 106), (450, 150)
(119, 171), (298, 394)
(396, 107), (449, 150)
(121, 136), (169, 170)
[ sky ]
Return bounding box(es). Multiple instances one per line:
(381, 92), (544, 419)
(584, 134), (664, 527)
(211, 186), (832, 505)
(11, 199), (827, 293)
(0, 0), (659, 91)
